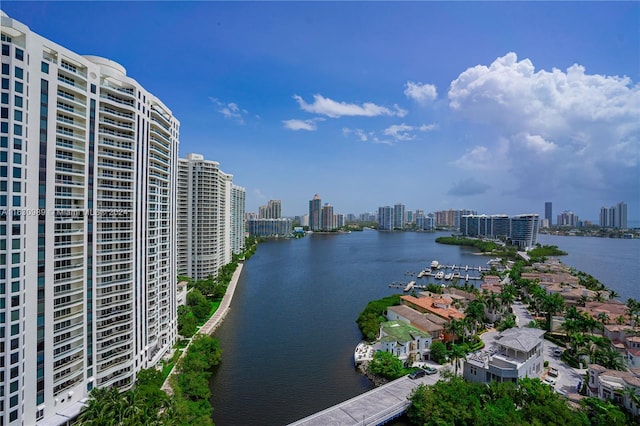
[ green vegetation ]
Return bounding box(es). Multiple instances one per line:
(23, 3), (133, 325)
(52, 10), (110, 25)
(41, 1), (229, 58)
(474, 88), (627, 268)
(528, 244), (567, 259)
(430, 341), (448, 364)
(435, 236), (518, 258)
(407, 375), (631, 426)
(366, 351), (408, 380)
(77, 369), (175, 425)
(170, 335), (223, 425)
(356, 294), (402, 341)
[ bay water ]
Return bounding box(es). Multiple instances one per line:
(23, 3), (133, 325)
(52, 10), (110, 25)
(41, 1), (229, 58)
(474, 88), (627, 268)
(209, 230), (637, 425)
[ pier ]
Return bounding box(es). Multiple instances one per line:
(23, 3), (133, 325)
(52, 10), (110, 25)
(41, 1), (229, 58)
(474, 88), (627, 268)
(288, 375), (434, 426)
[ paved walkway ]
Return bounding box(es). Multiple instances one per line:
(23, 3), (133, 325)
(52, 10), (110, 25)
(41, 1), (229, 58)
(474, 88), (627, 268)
(288, 372), (441, 426)
(161, 262), (244, 394)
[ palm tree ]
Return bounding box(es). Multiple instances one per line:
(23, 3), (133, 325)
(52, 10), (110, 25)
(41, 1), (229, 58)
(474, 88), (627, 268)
(595, 346), (627, 371)
(596, 312), (610, 327)
(541, 292), (566, 331)
(608, 289), (619, 300)
(615, 315), (626, 325)
(449, 344), (467, 376)
(444, 318), (465, 344)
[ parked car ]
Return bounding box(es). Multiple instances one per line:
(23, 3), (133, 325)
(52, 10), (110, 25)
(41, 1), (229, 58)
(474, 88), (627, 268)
(543, 376), (557, 387)
(424, 366), (438, 375)
(409, 369), (427, 379)
(548, 367), (559, 378)
(554, 348), (563, 357)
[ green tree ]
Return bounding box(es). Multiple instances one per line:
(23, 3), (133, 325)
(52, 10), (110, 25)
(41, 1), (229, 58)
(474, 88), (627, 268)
(366, 351), (405, 380)
(448, 344), (467, 375)
(430, 340), (447, 364)
(177, 305), (197, 337)
(187, 289), (211, 324)
(580, 397), (629, 426)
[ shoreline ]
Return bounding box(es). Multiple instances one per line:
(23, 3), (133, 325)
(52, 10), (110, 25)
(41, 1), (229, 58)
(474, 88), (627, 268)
(161, 261), (244, 394)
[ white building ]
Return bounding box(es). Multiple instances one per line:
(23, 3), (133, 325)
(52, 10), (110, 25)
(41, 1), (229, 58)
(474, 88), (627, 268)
(177, 153), (237, 281)
(463, 328), (545, 384)
(379, 320), (432, 363)
(587, 364), (640, 417)
(1, 11), (179, 425)
(230, 184), (246, 255)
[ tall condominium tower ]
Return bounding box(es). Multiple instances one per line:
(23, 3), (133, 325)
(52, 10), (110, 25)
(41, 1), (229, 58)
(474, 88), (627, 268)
(393, 203), (405, 229)
(231, 185), (246, 255)
(378, 206), (394, 231)
(322, 203), (335, 230)
(599, 202), (627, 229)
(177, 153), (241, 280)
(545, 202), (552, 225)
(0, 12), (179, 425)
(309, 194), (322, 231)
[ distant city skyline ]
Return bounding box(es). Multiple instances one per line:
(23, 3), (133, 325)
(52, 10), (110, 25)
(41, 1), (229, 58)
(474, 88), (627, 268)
(4, 2), (638, 221)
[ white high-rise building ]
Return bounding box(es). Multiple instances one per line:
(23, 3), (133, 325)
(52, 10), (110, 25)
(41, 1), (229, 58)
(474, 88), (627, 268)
(177, 153), (238, 280)
(231, 185), (246, 255)
(0, 12), (179, 425)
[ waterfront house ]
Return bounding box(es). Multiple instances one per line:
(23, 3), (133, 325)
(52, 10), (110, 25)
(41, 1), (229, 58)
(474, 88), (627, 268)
(463, 328), (546, 384)
(587, 364), (640, 417)
(386, 305), (446, 341)
(379, 320), (433, 363)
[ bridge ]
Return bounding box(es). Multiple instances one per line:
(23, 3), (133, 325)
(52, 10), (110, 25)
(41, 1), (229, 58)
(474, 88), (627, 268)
(288, 373), (439, 426)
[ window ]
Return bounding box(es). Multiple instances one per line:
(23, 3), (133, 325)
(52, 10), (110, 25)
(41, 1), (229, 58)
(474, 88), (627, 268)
(1, 93), (7, 104)
(14, 67), (23, 80)
(13, 96), (21, 107)
(1, 78), (8, 89)
(1, 44), (9, 56)
(15, 48), (23, 61)
(1, 64), (8, 75)
(13, 110), (21, 122)
(14, 81), (23, 93)
(13, 124), (21, 136)
(0, 108), (6, 119)
(12, 153), (20, 164)
(41, 62), (49, 74)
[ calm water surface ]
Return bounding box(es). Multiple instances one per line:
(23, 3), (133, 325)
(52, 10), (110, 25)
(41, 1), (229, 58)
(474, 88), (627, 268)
(210, 231), (638, 425)
(537, 234), (639, 301)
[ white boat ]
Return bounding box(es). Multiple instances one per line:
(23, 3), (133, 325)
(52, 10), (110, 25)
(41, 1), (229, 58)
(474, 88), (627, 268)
(444, 273), (452, 280)
(435, 271), (444, 279)
(431, 260), (439, 268)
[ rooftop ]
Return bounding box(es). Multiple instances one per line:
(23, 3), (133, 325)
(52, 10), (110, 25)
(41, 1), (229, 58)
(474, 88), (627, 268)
(496, 327), (546, 353)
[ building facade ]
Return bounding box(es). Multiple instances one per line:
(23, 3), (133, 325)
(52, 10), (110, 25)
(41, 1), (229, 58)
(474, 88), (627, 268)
(177, 153), (239, 280)
(1, 12), (179, 425)
(599, 202), (627, 229)
(459, 214), (539, 249)
(230, 184), (246, 255)
(393, 203), (405, 229)
(308, 194), (321, 231)
(544, 202), (552, 226)
(247, 218), (293, 237)
(377, 206), (393, 231)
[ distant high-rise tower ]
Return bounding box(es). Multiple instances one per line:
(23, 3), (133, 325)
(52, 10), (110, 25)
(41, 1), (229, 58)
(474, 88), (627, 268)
(378, 206), (394, 230)
(545, 202), (553, 225)
(393, 203), (405, 229)
(600, 202), (627, 229)
(309, 194), (322, 231)
(322, 203), (335, 230)
(177, 153), (238, 280)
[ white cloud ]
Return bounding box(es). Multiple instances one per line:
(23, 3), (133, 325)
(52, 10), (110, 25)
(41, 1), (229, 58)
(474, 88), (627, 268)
(209, 97), (248, 124)
(452, 145), (493, 170)
(383, 124), (415, 141)
(404, 81), (437, 104)
(293, 94), (407, 118)
(448, 52), (640, 201)
(419, 123), (438, 132)
(342, 128), (369, 142)
(282, 118), (324, 131)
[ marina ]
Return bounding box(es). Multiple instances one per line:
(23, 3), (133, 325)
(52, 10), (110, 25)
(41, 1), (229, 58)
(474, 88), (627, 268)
(389, 260), (488, 290)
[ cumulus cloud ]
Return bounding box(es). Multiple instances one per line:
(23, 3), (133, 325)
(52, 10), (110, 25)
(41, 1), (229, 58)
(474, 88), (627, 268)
(447, 178), (491, 196)
(448, 52), (639, 201)
(384, 124), (415, 141)
(293, 94), (407, 118)
(209, 97), (248, 124)
(342, 128), (369, 142)
(282, 118), (324, 131)
(404, 81), (438, 104)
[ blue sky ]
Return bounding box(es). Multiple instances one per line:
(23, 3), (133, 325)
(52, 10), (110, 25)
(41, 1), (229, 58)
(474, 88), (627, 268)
(4, 2), (639, 221)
